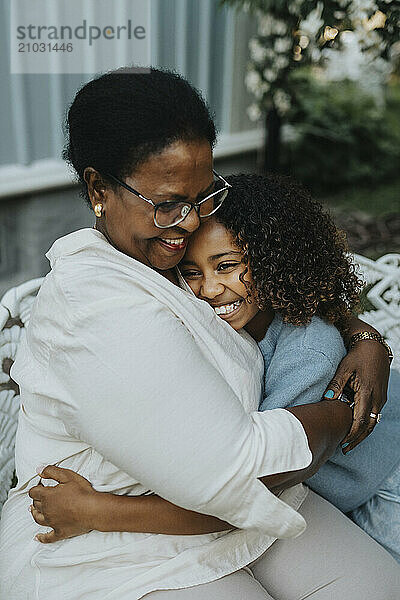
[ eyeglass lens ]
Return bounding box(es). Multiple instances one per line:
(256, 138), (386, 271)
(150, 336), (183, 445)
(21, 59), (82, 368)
(154, 181), (228, 228)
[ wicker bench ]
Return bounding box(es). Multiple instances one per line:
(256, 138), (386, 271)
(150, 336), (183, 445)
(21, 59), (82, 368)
(1, 253), (399, 510)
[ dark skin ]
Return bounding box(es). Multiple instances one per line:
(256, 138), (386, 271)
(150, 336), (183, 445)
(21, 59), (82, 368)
(325, 318), (390, 450)
(85, 138), (214, 279)
(29, 215), (389, 542)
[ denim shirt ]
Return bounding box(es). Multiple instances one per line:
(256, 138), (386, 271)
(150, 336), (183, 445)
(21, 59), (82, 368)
(258, 314), (400, 513)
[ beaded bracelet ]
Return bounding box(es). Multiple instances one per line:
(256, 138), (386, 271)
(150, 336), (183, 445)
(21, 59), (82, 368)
(349, 331), (393, 364)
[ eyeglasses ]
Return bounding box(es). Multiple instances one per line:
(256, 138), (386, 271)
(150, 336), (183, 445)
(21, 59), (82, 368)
(105, 169), (232, 229)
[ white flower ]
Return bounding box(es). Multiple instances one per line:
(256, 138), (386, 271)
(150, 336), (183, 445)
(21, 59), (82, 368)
(273, 20), (288, 36)
(334, 11), (346, 19)
(247, 103), (262, 122)
(274, 89), (291, 115)
(274, 55), (290, 69)
(265, 47), (277, 60)
(288, 0), (303, 15)
(263, 68), (276, 82)
(390, 41), (400, 60)
(245, 69), (262, 93)
(258, 15), (287, 37)
(348, 0), (378, 24)
(363, 30), (381, 50)
(350, 0), (377, 11)
(299, 4), (324, 39)
(249, 38), (268, 63)
(299, 35), (310, 49)
(258, 15), (274, 37)
(274, 37), (292, 53)
(310, 47), (322, 61)
(260, 82), (271, 94)
(253, 81), (271, 100)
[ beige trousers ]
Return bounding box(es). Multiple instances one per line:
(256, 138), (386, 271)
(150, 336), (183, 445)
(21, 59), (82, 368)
(144, 490), (400, 600)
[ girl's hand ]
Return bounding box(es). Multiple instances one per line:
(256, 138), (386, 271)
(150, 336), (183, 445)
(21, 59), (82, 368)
(29, 465), (99, 543)
(322, 341), (390, 453)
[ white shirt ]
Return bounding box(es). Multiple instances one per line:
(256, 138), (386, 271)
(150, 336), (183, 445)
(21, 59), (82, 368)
(0, 228), (311, 599)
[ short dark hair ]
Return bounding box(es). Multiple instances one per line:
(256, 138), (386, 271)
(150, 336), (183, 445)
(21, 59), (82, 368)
(215, 173), (362, 331)
(63, 67), (217, 207)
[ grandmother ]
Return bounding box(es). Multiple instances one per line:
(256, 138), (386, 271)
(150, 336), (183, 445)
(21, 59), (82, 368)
(0, 67), (397, 600)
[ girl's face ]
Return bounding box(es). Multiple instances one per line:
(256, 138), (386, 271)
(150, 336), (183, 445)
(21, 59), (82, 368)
(179, 218), (260, 331)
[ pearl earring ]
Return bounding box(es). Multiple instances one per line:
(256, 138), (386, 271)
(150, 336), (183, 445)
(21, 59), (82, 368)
(94, 203), (103, 217)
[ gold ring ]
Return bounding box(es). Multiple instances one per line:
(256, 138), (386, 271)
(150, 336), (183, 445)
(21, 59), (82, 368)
(369, 412), (382, 423)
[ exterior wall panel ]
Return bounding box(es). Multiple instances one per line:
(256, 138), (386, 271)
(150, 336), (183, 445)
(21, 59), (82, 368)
(0, 0), (260, 295)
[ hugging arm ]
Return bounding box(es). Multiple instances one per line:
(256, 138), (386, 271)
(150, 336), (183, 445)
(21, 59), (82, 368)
(32, 316), (389, 540)
(323, 315), (391, 451)
(28, 294), (351, 542)
(30, 397), (351, 542)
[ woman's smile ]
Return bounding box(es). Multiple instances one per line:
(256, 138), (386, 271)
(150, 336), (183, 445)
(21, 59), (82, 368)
(157, 236), (189, 253)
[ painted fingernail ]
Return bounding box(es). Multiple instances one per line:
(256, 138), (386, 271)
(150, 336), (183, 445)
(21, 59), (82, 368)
(324, 390), (335, 399)
(33, 535), (40, 542)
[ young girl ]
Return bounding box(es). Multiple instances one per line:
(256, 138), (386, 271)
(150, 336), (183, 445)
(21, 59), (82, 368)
(177, 173), (400, 563)
(29, 174), (399, 573)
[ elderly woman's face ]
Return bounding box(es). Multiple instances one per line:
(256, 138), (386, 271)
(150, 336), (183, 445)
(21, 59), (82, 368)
(88, 139), (214, 271)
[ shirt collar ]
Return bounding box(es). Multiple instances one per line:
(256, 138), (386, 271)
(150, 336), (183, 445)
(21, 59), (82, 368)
(45, 228), (107, 268)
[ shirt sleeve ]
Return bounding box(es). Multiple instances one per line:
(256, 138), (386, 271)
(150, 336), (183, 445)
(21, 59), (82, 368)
(48, 294), (312, 538)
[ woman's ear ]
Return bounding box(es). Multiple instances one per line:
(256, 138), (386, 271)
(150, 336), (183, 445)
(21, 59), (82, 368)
(84, 167), (107, 211)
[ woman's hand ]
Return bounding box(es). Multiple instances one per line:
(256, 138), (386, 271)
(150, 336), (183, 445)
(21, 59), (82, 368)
(29, 465), (99, 543)
(323, 325), (390, 453)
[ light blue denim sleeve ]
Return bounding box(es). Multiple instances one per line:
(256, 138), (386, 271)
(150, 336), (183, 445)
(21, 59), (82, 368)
(259, 321), (400, 513)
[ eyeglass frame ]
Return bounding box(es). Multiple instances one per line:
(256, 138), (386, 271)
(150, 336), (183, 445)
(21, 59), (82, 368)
(104, 169), (232, 229)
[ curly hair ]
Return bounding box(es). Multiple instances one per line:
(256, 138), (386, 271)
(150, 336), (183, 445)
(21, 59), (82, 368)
(215, 173), (362, 332)
(63, 66), (216, 207)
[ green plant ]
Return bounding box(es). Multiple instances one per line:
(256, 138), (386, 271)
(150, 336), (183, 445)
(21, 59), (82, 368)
(220, 0), (400, 172)
(221, 0), (400, 117)
(281, 75), (400, 192)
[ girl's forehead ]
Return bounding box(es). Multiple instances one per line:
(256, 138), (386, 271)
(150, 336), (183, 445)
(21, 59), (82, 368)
(185, 219), (238, 260)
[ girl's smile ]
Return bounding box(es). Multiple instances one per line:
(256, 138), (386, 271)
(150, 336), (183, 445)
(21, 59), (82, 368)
(179, 218), (261, 331)
(212, 298), (244, 318)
